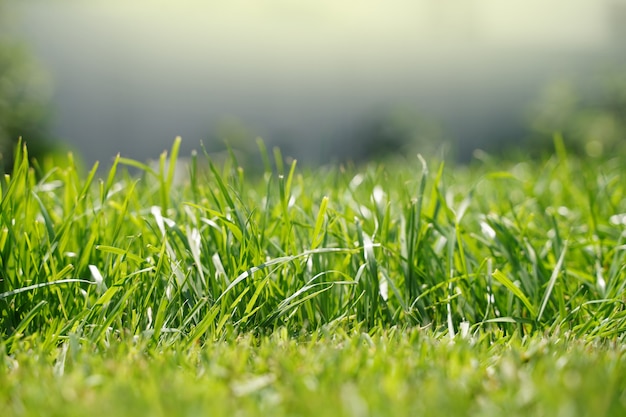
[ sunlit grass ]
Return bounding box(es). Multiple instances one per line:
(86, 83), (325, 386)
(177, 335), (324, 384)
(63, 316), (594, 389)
(1, 136), (626, 415)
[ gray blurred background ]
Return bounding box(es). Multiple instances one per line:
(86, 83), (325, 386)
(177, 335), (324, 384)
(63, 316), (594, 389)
(2, 0), (626, 168)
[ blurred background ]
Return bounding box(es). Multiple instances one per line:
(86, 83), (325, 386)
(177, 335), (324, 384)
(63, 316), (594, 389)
(1, 0), (625, 171)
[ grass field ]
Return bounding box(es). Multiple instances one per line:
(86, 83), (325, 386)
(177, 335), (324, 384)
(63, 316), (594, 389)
(1, 137), (626, 416)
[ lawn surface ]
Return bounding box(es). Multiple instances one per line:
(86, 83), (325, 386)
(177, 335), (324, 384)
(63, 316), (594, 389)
(1, 138), (626, 415)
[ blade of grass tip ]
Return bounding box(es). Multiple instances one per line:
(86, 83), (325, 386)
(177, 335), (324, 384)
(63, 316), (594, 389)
(159, 149), (169, 211)
(0, 143), (29, 215)
(0, 279), (95, 299)
(77, 161), (99, 203)
(92, 285), (120, 308)
(537, 242), (568, 323)
(225, 141), (241, 169)
(311, 196), (329, 250)
(427, 161), (445, 223)
(278, 173), (288, 220)
(256, 137), (272, 175)
(273, 146), (285, 176)
(553, 132), (568, 169)
(208, 159), (237, 212)
(165, 136), (182, 191)
(117, 157), (158, 177)
(480, 317), (535, 325)
(10, 139), (27, 178)
(285, 158), (297, 202)
(94, 245), (145, 266)
(102, 153), (120, 203)
(189, 149), (199, 199)
(109, 180), (139, 240)
(257, 175), (273, 249)
(492, 269), (537, 318)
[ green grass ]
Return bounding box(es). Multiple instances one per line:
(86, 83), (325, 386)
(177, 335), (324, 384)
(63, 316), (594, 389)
(3, 329), (626, 417)
(1, 137), (626, 416)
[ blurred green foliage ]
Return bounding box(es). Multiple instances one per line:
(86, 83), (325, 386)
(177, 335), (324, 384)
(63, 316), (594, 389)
(0, 2), (54, 173)
(348, 68), (626, 163)
(351, 106), (449, 162)
(528, 70), (626, 158)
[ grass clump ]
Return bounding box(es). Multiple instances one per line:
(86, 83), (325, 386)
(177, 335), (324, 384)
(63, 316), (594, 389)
(1, 137), (626, 415)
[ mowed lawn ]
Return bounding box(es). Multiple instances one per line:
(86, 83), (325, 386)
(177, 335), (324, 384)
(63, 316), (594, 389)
(1, 138), (626, 416)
